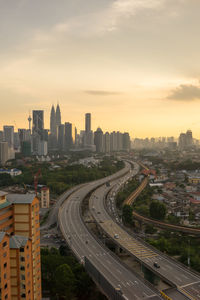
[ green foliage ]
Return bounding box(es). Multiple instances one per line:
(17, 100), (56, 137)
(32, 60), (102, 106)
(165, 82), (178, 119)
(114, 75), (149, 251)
(116, 178), (139, 208)
(53, 264), (75, 299)
(147, 231), (200, 273)
(0, 173), (14, 187)
(166, 214), (181, 225)
(41, 247), (104, 299)
(145, 224), (157, 234)
(149, 201), (166, 220)
(122, 205), (133, 225)
(13, 157), (124, 195)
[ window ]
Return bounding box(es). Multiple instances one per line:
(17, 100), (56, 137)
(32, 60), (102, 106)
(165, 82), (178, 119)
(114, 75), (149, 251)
(4, 262), (7, 268)
(20, 248), (24, 252)
(5, 294), (8, 299)
(3, 252), (7, 258)
(20, 266), (25, 271)
(21, 275), (25, 280)
(20, 257), (25, 262)
(2, 241), (7, 248)
(4, 273), (6, 279)
(4, 283), (7, 289)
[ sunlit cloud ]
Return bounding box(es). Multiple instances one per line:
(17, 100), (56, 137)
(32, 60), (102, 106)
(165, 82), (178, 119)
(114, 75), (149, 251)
(168, 83), (200, 101)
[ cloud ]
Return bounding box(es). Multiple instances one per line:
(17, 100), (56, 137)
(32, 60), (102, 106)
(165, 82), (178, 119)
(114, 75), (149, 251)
(168, 84), (200, 101)
(84, 90), (122, 96)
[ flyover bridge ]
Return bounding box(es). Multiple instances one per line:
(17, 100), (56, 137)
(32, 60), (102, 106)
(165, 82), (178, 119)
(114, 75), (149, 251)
(58, 163), (162, 300)
(89, 165), (200, 300)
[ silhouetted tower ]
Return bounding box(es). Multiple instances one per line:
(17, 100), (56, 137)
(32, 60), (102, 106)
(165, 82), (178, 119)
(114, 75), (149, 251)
(50, 105), (56, 136)
(28, 114), (32, 131)
(56, 103), (61, 127)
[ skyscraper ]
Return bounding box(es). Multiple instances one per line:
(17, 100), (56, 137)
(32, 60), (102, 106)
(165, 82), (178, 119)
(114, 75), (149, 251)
(56, 103), (61, 127)
(94, 127), (104, 153)
(3, 126), (14, 148)
(85, 113), (91, 132)
(32, 110), (44, 153)
(64, 122), (75, 151)
(0, 142), (8, 165)
(50, 105), (56, 137)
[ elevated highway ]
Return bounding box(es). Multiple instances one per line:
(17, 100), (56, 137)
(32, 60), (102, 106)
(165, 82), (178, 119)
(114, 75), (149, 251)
(89, 170), (200, 300)
(58, 163), (162, 300)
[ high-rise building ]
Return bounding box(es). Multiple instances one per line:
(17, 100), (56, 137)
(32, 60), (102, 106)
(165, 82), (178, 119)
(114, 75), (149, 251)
(58, 124), (65, 151)
(0, 131), (3, 142)
(3, 126), (14, 148)
(50, 105), (56, 137)
(0, 191), (41, 299)
(94, 127), (104, 153)
(110, 131), (117, 151)
(32, 110), (44, 153)
(64, 122), (75, 151)
(56, 104), (61, 127)
(85, 113), (91, 132)
(104, 132), (110, 153)
(0, 142), (8, 165)
(123, 132), (131, 151)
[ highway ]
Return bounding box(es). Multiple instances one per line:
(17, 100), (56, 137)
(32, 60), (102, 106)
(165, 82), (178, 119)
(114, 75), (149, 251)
(89, 172), (200, 300)
(58, 164), (162, 300)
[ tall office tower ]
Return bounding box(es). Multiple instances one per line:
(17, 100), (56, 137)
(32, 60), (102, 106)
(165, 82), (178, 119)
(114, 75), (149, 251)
(0, 192), (41, 300)
(116, 131), (123, 151)
(110, 131), (118, 152)
(0, 142), (8, 165)
(123, 132), (131, 151)
(94, 127), (104, 153)
(18, 129), (31, 144)
(50, 105), (56, 136)
(14, 132), (20, 150)
(179, 133), (186, 149)
(64, 122), (75, 151)
(85, 113), (91, 132)
(104, 132), (110, 153)
(32, 110), (44, 153)
(186, 130), (193, 147)
(56, 104), (61, 127)
(3, 126), (14, 148)
(0, 131), (3, 142)
(84, 113), (95, 150)
(58, 124), (65, 151)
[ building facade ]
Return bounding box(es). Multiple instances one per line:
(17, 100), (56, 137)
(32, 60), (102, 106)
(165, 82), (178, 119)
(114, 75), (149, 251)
(0, 191), (41, 300)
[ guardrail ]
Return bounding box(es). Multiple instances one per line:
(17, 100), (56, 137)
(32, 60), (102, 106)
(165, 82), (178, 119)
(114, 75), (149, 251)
(85, 257), (126, 300)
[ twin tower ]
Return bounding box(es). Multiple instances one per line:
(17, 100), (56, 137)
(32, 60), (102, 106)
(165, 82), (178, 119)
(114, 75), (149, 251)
(50, 104), (61, 136)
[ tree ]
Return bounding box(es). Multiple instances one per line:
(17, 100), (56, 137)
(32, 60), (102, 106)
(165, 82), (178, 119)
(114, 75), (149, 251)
(54, 264), (75, 299)
(122, 205), (133, 225)
(149, 201), (166, 220)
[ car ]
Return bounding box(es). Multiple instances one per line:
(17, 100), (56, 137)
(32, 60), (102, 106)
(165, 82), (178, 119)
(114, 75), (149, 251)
(153, 262), (160, 268)
(97, 211), (101, 214)
(114, 234), (119, 239)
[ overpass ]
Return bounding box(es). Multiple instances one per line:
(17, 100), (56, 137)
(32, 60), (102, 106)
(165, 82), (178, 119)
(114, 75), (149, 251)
(89, 165), (200, 300)
(58, 163), (162, 300)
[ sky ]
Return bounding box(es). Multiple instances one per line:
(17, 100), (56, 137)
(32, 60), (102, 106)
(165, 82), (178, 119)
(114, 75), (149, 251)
(1, 0), (200, 138)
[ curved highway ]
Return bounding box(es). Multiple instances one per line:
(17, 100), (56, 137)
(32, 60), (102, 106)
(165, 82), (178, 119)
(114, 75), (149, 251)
(58, 163), (162, 300)
(89, 173), (200, 300)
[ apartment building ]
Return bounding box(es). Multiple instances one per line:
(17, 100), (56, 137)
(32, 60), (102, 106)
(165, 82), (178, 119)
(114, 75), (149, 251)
(0, 191), (41, 300)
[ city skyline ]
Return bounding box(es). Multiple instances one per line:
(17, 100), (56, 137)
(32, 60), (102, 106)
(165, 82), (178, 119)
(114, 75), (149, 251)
(1, 1), (200, 137)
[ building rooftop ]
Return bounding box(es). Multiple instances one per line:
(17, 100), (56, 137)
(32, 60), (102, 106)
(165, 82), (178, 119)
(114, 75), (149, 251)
(10, 235), (29, 249)
(0, 201), (11, 210)
(7, 193), (36, 204)
(0, 191), (8, 197)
